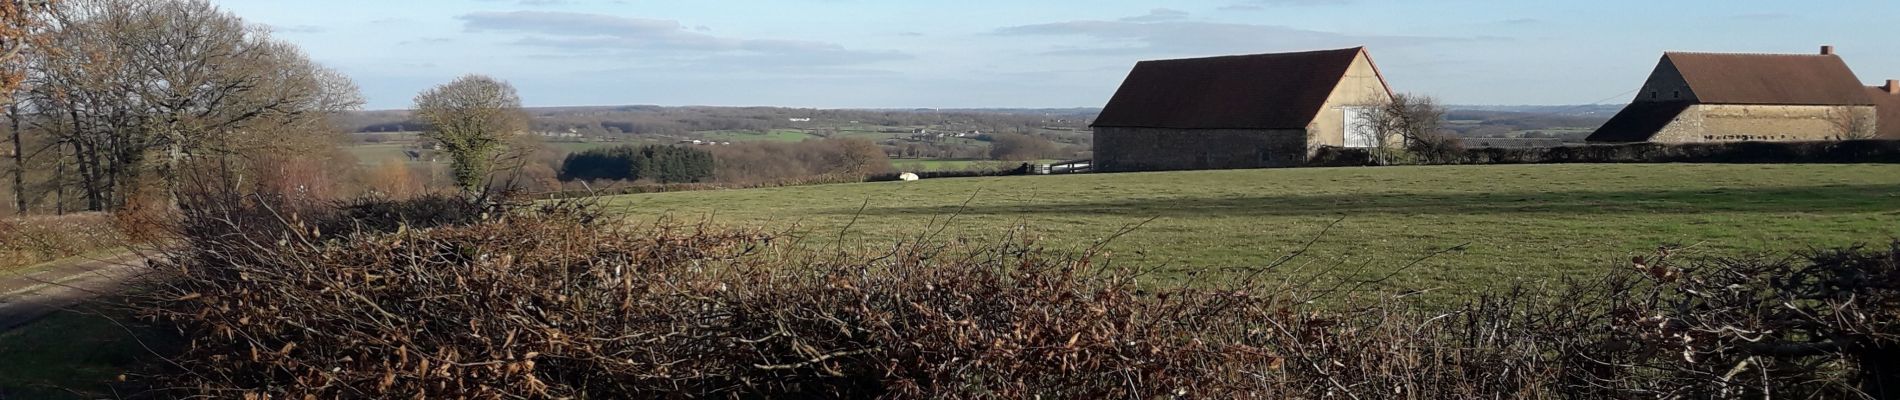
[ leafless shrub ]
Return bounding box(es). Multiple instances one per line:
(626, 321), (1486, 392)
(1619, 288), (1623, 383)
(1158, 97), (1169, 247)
(1592, 244), (1900, 398)
(1830, 106), (1878, 140)
(1357, 93), (1462, 165)
(129, 197), (1900, 398)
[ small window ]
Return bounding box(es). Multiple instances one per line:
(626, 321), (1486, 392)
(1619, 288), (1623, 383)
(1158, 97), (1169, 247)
(1259, 148), (1273, 163)
(1650, 91), (1658, 99)
(1672, 90), (1680, 99)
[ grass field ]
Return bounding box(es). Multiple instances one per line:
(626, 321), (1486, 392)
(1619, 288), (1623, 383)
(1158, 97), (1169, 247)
(699, 129), (817, 142)
(345, 143), (414, 165)
(602, 164), (1900, 300)
(0, 309), (172, 398)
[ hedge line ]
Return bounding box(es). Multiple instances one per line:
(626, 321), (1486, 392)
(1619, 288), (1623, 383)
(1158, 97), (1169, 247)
(1310, 140), (1900, 167)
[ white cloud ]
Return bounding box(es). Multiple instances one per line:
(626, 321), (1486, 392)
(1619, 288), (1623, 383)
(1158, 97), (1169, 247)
(458, 11), (909, 67)
(1120, 8), (1190, 23)
(996, 18), (1452, 58)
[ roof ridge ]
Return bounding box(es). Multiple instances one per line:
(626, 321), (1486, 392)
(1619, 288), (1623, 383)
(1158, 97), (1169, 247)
(1142, 47), (1364, 63)
(1665, 51), (1835, 57)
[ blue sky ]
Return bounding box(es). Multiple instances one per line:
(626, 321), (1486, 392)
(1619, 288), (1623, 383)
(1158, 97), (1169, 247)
(212, 0), (1900, 110)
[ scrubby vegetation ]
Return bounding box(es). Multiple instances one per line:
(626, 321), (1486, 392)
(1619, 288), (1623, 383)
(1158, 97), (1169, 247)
(127, 196), (1900, 398)
(0, 213), (125, 272)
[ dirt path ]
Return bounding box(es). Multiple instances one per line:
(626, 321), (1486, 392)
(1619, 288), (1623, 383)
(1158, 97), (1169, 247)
(0, 253), (150, 332)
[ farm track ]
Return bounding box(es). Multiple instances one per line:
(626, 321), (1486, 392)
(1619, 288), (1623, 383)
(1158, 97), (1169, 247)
(0, 253), (149, 332)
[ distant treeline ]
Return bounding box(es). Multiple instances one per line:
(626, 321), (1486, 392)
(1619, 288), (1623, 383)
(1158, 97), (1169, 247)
(340, 106), (1099, 137)
(553, 139), (895, 187)
(559, 145), (715, 183)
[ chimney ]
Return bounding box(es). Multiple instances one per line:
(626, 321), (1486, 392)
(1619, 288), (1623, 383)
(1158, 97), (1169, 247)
(1821, 45), (1835, 55)
(1888, 79), (1899, 95)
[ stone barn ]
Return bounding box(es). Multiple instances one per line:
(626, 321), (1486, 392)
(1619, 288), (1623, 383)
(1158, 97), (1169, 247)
(1588, 46), (1892, 143)
(1870, 80), (1900, 138)
(1091, 47), (1395, 172)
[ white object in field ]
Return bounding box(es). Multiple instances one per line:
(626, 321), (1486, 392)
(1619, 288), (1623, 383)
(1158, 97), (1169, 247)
(899, 173), (921, 181)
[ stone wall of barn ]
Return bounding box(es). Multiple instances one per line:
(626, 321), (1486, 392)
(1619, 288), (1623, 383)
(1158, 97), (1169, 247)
(1650, 104), (1877, 142)
(1093, 127), (1310, 172)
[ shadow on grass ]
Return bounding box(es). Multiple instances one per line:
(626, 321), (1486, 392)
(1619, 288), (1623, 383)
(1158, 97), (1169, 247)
(825, 184), (1900, 218)
(0, 305), (179, 399)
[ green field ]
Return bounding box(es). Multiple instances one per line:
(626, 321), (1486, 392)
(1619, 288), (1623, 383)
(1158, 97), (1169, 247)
(346, 143), (414, 165)
(602, 164), (1900, 299)
(699, 129), (818, 142)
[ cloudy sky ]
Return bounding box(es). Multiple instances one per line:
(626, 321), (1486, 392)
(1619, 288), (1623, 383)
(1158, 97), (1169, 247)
(212, 0), (1900, 110)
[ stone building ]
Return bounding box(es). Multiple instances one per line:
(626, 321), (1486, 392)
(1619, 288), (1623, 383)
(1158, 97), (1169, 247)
(1589, 46), (1895, 143)
(1870, 80), (1900, 138)
(1091, 47), (1395, 172)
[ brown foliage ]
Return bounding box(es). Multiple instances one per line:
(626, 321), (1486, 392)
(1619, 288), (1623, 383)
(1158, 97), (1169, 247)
(0, 212), (123, 270)
(248, 153), (351, 212)
(14, 0), (362, 212)
(0, 0), (57, 97)
(364, 159), (426, 200)
(132, 197), (1900, 398)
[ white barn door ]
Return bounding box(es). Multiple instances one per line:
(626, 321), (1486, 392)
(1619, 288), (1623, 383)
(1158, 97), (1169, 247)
(1343, 106), (1376, 148)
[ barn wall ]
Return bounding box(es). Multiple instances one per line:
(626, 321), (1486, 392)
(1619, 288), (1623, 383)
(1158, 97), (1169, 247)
(1093, 128), (1309, 172)
(1637, 57), (1699, 103)
(1310, 52), (1396, 148)
(1651, 104), (1877, 142)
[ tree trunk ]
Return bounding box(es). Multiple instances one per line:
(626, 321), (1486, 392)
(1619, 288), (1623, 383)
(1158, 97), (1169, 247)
(67, 106), (103, 211)
(163, 130), (183, 210)
(9, 103), (24, 215)
(54, 141), (65, 215)
(77, 140), (100, 211)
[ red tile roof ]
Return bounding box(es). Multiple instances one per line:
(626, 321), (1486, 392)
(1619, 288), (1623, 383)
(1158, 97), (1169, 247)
(1092, 47), (1374, 130)
(1665, 52), (1873, 106)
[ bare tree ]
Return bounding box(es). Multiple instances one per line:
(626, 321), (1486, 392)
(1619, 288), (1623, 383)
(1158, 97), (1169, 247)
(1829, 106), (1876, 140)
(987, 132), (1057, 162)
(413, 75), (527, 200)
(1357, 93), (1455, 165)
(3, 0), (56, 214)
(16, 0), (359, 211)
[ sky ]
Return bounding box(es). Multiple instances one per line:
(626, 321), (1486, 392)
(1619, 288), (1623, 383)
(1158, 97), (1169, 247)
(210, 0), (1900, 110)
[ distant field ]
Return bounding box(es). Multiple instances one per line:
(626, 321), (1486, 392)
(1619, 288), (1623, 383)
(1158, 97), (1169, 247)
(891, 158), (1014, 171)
(601, 164), (1900, 301)
(346, 143), (414, 165)
(698, 129), (817, 142)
